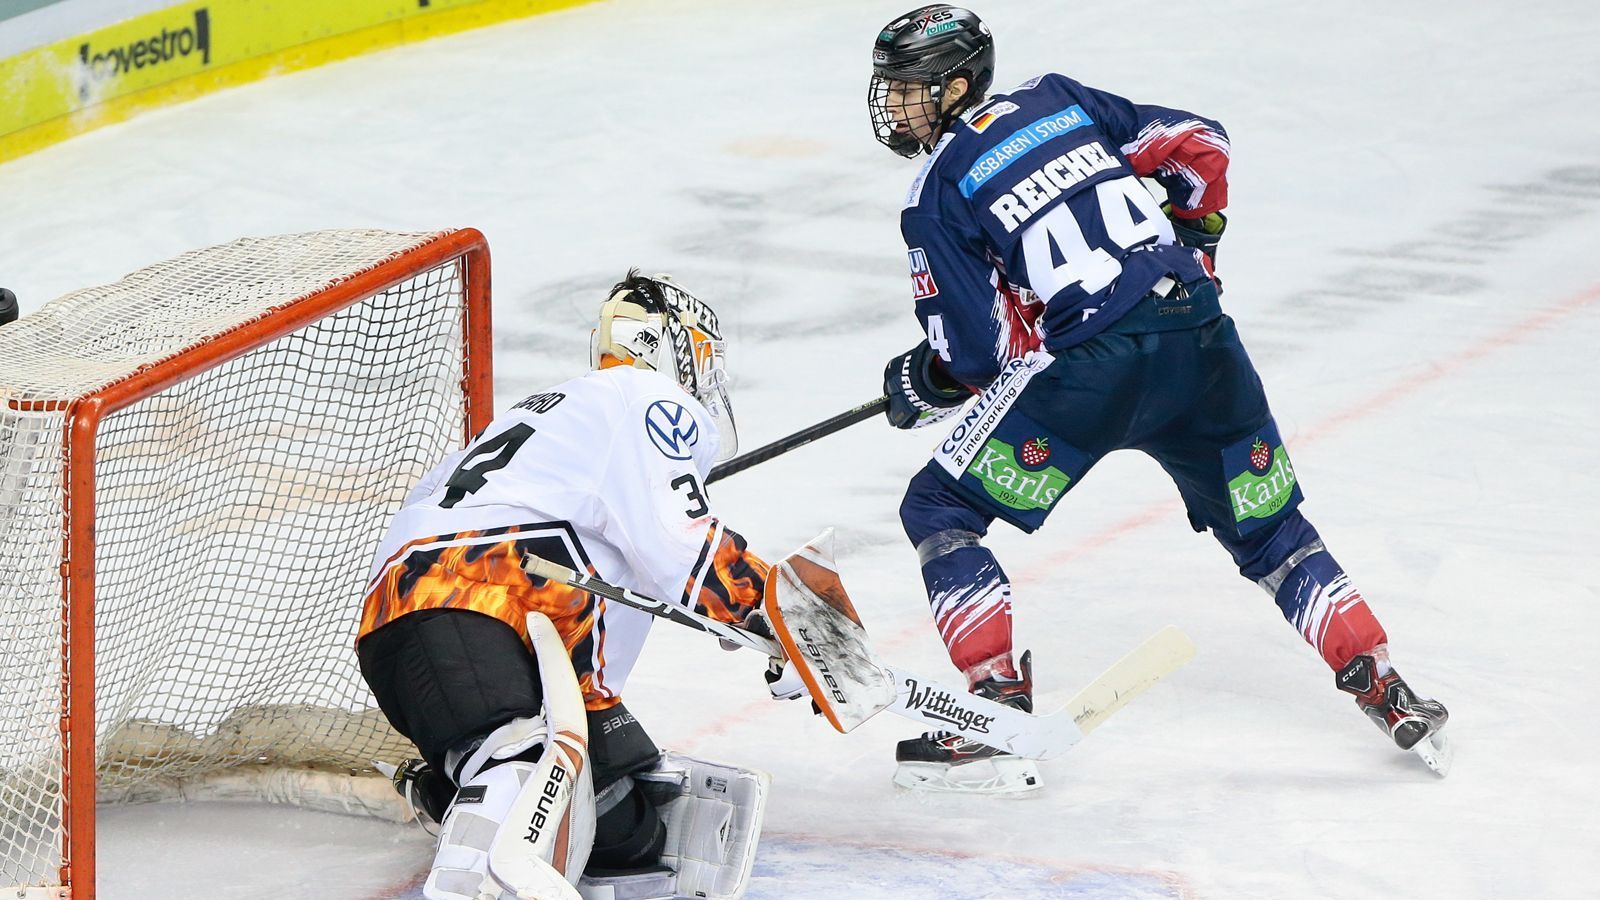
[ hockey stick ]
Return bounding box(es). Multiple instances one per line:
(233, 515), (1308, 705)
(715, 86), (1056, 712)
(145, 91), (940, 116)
(523, 555), (1195, 760)
(706, 396), (887, 485)
(524, 556), (787, 656)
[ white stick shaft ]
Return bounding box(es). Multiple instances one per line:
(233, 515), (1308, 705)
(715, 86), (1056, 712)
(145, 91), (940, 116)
(884, 665), (1084, 760)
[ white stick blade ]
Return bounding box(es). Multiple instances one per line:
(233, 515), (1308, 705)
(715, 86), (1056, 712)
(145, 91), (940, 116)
(1065, 625), (1196, 735)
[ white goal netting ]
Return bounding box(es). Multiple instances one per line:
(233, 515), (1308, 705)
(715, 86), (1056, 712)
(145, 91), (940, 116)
(0, 229), (484, 889)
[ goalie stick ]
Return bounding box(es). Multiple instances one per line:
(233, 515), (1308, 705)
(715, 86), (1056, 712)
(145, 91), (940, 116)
(522, 554), (1194, 761)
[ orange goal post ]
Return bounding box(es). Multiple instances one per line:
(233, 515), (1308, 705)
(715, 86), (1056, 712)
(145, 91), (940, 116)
(0, 229), (493, 898)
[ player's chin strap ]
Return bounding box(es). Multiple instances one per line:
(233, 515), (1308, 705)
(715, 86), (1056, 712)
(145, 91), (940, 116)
(523, 531), (1197, 761)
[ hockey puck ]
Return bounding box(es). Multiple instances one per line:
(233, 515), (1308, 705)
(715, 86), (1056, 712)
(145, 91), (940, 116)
(0, 288), (17, 326)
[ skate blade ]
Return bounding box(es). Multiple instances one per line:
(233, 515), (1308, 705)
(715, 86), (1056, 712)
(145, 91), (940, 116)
(892, 758), (1043, 796)
(1413, 728), (1453, 778)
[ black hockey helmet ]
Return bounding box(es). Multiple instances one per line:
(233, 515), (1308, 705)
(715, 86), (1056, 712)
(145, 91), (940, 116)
(869, 5), (995, 158)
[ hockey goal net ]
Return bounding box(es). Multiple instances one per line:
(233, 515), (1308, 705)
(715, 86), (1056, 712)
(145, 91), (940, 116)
(0, 229), (493, 898)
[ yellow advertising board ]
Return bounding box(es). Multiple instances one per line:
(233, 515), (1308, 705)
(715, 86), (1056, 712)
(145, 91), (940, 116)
(0, 0), (597, 164)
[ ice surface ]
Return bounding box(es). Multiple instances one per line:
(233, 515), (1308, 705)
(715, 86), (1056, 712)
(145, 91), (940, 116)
(3, 1), (1597, 897)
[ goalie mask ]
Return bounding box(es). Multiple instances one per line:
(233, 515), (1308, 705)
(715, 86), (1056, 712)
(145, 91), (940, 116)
(591, 270), (738, 462)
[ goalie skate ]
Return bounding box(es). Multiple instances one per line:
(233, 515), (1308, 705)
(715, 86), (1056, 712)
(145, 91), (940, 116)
(892, 652), (1042, 796)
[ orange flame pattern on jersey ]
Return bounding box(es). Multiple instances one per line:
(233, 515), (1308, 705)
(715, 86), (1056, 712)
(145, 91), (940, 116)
(685, 524), (770, 626)
(359, 529), (613, 709)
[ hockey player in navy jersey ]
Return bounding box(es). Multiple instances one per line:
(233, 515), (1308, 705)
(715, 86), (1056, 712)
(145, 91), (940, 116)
(868, 6), (1450, 792)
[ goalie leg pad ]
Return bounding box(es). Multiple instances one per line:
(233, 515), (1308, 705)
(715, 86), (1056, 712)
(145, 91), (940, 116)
(425, 716), (597, 899)
(425, 759), (553, 900)
(576, 867), (677, 900)
(451, 715), (553, 785)
(634, 751), (769, 900)
(480, 612), (597, 898)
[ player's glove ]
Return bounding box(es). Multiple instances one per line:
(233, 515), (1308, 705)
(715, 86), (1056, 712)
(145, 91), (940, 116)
(1163, 205), (1227, 265)
(883, 339), (969, 430)
(0, 288), (18, 326)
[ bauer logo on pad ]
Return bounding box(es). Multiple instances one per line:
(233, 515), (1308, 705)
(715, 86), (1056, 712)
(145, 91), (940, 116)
(908, 248), (939, 301)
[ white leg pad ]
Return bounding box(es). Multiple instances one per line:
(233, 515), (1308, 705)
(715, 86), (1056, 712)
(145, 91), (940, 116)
(636, 751), (769, 900)
(425, 760), (544, 900)
(425, 755), (596, 900)
(454, 715), (554, 785)
(483, 612), (596, 898)
(487, 737), (594, 899)
(575, 868), (677, 900)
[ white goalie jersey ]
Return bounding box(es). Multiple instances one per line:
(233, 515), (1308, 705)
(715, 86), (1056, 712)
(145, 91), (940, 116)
(360, 364), (770, 708)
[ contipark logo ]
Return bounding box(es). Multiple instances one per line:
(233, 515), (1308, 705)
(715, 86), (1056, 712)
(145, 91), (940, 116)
(78, 9), (211, 100)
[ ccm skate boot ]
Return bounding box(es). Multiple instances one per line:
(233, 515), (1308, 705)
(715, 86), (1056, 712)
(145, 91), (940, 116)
(893, 651), (1042, 795)
(1336, 650), (1452, 776)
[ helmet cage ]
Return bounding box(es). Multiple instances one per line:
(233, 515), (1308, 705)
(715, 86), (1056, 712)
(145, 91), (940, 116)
(869, 6), (994, 156)
(590, 272), (739, 463)
(868, 76), (941, 159)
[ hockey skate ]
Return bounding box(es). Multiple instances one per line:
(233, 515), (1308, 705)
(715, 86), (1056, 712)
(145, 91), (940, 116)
(375, 757), (456, 832)
(892, 651), (1043, 795)
(1336, 652), (1452, 777)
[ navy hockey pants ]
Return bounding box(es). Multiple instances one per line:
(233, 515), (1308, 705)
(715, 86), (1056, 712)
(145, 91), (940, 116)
(899, 281), (1388, 678)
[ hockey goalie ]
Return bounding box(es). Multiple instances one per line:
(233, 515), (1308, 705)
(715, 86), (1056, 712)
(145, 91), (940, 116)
(357, 271), (792, 899)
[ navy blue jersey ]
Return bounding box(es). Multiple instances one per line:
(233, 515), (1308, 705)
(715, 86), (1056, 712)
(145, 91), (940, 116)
(900, 73), (1230, 387)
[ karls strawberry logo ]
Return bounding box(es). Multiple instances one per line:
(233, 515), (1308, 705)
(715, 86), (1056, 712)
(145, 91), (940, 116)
(1020, 437), (1051, 468)
(1249, 438), (1271, 473)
